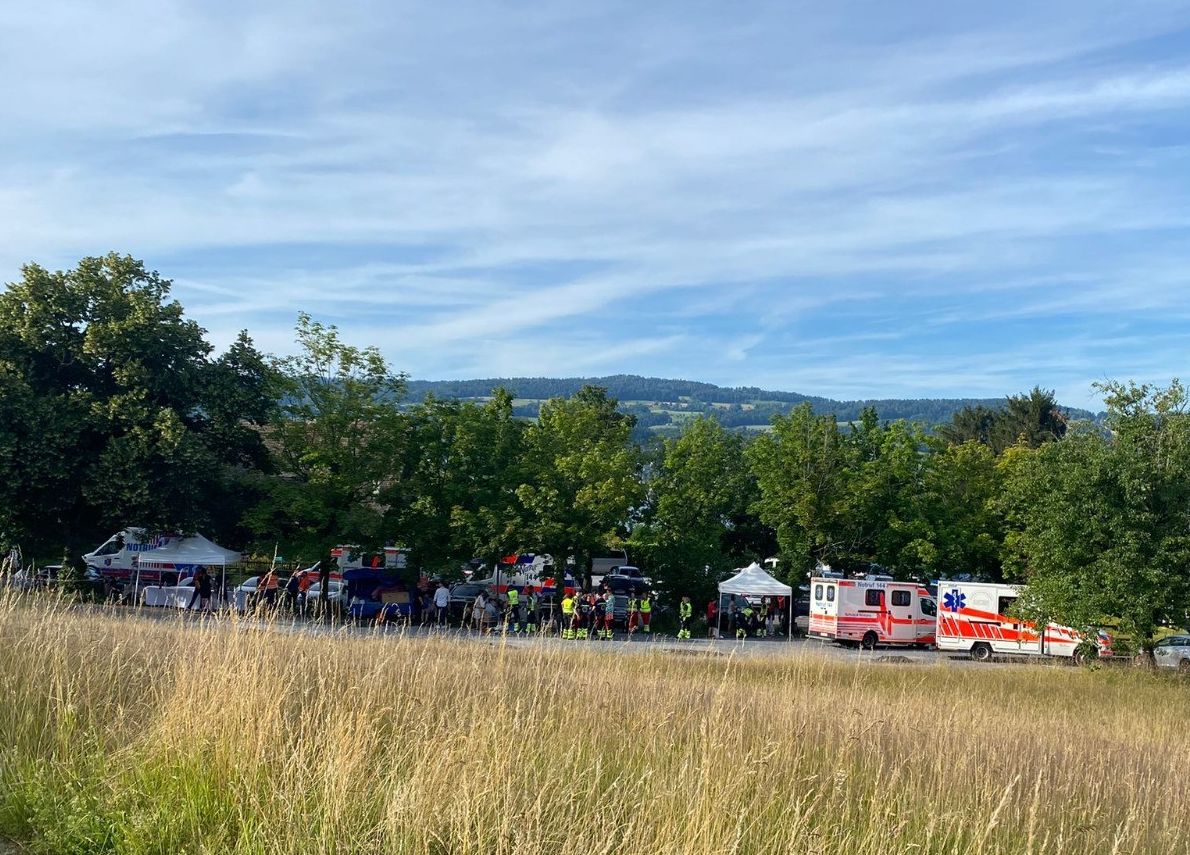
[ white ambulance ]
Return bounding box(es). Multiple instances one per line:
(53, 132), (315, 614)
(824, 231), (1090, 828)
(808, 576), (937, 648)
(84, 529), (180, 583)
(934, 580), (1101, 662)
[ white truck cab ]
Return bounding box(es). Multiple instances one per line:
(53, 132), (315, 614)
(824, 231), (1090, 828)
(84, 529), (180, 582)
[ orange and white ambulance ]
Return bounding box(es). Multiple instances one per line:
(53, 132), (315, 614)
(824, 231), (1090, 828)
(808, 577), (937, 648)
(934, 580), (1106, 662)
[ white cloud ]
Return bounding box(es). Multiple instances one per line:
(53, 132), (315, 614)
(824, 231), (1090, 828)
(4, 0), (1190, 402)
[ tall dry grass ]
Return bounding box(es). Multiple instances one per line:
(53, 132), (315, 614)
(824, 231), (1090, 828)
(0, 592), (1187, 855)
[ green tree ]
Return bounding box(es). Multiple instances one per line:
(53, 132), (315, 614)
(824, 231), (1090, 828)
(991, 386), (1067, 452)
(894, 440), (1005, 579)
(937, 404), (999, 447)
(1001, 381), (1190, 656)
(629, 416), (770, 603)
(749, 406), (931, 579)
(0, 254), (274, 553)
(245, 313), (408, 561)
(387, 389), (527, 572)
(840, 410), (927, 574)
(516, 386), (642, 581)
(747, 403), (849, 576)
(939, 388), (1067, 454)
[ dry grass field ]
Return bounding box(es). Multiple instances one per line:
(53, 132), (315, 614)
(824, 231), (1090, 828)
(0, 593), (1187, 855)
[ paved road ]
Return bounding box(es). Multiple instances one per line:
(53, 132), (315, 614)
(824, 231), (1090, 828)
(74, 602), (1059, 669)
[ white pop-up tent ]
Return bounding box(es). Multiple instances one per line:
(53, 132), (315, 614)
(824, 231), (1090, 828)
(718, 562), (794, 639)
(135, 534), (241, 607)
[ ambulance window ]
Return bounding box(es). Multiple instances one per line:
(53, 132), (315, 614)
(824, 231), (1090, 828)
(890, 590), (911, 607)
(94, 538), (122, 557)
(864, 589), (882, 607)
(920, 598), (937, 617)
(998, 596), (1018, 617)
(814, 584), (823, 601)
(825, 586), (835, 603)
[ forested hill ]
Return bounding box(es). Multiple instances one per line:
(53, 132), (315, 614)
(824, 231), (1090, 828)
(406, 374), (1098, 433)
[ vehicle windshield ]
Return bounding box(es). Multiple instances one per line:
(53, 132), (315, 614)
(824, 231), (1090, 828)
(93, 538), (123, 557)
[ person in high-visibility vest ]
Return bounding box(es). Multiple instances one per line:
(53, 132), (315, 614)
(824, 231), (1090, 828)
(576, 593), (594, 640)
(639, 592), (652, 633)
(525, 589), (538, 634)
(259, 567), (279, 609)
(593, 593), (607, 640)
(505, 586), (521, 633)
(560, 592), (576, 639)
(737, 603), (755, 640)
(626, 594), (639, 634)
(677, 596), (693, 639)
(757, 598), (768, 637)
(602, 593), (616, 639)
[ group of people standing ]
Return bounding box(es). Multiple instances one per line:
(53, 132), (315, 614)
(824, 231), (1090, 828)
(463, 586), (787, 641)
(710, 595), (787, 639)
(466, 587), (659, 638)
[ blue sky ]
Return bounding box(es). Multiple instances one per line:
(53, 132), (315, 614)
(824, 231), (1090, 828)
(4, 1), (1190, 407)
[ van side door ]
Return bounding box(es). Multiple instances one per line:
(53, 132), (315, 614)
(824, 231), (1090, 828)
(886, 587), (916, 643)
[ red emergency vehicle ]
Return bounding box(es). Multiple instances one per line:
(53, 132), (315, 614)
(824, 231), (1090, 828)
(808, 577), (937, 648)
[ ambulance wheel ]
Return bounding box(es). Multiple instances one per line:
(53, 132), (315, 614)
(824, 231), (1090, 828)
(969, 643), (992, 662)
(861, 631), (879, 650)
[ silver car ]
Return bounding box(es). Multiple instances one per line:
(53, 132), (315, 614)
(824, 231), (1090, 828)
(1153, 635), (1190, 672)
(304, 580), (347, 614)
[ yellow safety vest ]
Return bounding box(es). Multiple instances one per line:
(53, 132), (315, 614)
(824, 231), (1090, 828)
(561, 596), (575, 616)
(507, 589), (519, 606)
(640, 598), (651, 614)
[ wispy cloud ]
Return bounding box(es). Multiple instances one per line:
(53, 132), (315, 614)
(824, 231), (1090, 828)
(3, 1), (1190, 408)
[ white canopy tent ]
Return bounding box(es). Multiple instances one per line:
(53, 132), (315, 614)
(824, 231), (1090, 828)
(135, 534), (241, 607)
(717, 562), (793, 639)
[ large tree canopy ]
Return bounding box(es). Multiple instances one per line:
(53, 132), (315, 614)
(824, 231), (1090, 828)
(515, 385), (642, 579)
(0, 254), (274, 551)
(244, 313), (407, 560)
(1002, 381), (1190, 651)
(629, 416), (772, 603)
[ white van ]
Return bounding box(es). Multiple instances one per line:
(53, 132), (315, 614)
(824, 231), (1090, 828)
(808, 577), (937, 648)
(84, 529), (179, 582)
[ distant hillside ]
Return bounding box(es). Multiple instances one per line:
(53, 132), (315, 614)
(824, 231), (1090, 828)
(406, 374), (1098, 439)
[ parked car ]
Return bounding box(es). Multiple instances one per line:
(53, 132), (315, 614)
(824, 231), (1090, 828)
(1153, 635), (1190, 672)
(449, 582), (492, 620)
(305, 580), (347, 615)
(604, 566), (651, 593)
(233, 576), (260, 611)
(794, 595), (811, 635)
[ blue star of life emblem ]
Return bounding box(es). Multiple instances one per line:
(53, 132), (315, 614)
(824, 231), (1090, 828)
(943, 589), (966, 612)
